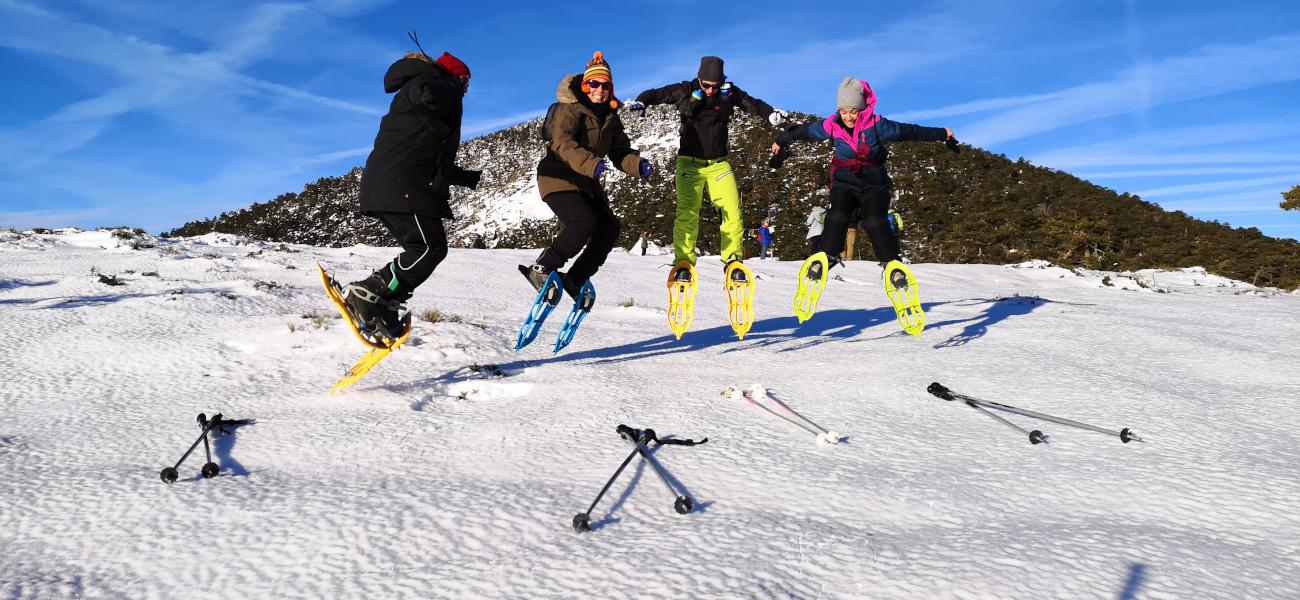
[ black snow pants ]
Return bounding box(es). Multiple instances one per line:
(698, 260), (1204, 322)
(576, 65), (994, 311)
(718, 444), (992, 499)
(817, 185), (899, 263)
(372, 211), (449, 300)
(534, 190), (621, 285)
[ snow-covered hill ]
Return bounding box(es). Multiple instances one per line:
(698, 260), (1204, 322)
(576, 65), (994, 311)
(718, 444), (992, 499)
(2, 229), (1298, 599)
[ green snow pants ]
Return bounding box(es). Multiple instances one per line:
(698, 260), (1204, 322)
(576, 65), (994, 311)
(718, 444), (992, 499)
(673, 155), (744, 266)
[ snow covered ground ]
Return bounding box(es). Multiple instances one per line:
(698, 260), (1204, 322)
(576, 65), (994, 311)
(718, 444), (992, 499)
(2, 229), (1298, 599)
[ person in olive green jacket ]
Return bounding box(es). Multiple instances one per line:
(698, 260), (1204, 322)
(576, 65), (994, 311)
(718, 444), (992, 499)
(524, 51), (653, 299)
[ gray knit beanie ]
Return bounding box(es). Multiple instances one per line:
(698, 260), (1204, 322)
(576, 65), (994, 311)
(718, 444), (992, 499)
(836, 76), (865, 110)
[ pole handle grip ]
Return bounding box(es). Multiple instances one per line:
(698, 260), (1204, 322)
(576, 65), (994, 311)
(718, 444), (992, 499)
(927, 382), (955, 400)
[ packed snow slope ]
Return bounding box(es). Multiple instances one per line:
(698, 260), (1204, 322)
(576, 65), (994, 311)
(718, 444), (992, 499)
(2, 229), (1298, 599)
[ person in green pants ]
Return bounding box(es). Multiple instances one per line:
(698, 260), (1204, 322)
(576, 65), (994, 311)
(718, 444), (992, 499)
(627, 56), (786, 279)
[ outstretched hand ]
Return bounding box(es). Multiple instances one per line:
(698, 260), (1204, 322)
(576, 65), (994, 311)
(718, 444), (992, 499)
(768, 143), (789, 168)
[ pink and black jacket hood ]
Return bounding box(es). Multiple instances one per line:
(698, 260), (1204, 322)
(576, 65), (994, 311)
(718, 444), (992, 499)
(776, 78), (947, 190)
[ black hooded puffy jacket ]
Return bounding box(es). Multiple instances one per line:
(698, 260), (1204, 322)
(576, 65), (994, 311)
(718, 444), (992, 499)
(358, 57), (478, 218)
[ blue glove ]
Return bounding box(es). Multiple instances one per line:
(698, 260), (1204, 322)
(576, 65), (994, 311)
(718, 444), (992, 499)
(638, 158), (653, 179)
(593, 160), (608, 179)
(691, 89), (705, 102)
(626, 100), (646, 117)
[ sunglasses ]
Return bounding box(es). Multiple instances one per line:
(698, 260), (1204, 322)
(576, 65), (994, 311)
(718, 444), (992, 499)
(699, 81), (723, 90)
(585, 80), (610, 90)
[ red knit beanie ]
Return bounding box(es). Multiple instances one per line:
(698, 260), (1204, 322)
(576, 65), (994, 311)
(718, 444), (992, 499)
(436, 52), (470, 78)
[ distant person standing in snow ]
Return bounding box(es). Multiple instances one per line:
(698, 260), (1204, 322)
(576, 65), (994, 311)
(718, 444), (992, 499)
(626, 56), (787, 285)
(344, 50), (481, 338)
(771, 76), (953, 286)
(805, 205), (826, 257)
(523, 51), (653, 299)
(758, 219), (774, 259)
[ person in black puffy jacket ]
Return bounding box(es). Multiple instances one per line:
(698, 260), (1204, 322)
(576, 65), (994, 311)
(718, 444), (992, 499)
(343, 50), (481, 338)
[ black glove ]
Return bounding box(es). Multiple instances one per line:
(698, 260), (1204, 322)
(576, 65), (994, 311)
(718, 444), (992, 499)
(768, 147), (790, 169)
(945, 137), (961, 154)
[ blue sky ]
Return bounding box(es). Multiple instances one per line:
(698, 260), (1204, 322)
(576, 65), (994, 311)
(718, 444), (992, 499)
(2, 0), (1298, 239)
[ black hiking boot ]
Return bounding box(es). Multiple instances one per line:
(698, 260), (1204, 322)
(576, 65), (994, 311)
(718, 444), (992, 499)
(725, 260), (748, 283)
(561, 272), (584, 301)
(520, 264), (562, 305)
(343, 274), (404, 337)
(807, 261), (824, 281)
(888, 265), (909, 289)
(672, 265), (693, 283)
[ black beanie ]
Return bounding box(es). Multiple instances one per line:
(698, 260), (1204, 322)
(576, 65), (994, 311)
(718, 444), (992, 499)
(698, 56), (725, 82)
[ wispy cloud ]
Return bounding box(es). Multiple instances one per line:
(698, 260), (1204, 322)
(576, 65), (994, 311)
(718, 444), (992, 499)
(1077, 165), (1300, 179)
(1136, 174), (1299, 198)
(938, 33), (1300, 147)
(0, 0), (380, 168)
(462, 109), (546, 137)
(1159, 188), (1298, 213)
(1028, 119), (1300, 169)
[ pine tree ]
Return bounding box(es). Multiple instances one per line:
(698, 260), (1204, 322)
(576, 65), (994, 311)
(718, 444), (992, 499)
(1282, 185), (1300, 211)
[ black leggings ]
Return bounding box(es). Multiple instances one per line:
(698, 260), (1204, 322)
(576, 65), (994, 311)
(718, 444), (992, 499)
(535, 190), (621, 285)
(818, 185), (898, 263)
(372, 211), (448, 300)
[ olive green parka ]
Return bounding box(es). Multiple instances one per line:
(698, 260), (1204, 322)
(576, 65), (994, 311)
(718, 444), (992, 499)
(536, 74), (642, 200)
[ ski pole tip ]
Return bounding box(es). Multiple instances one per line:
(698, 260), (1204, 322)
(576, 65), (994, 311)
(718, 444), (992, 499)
(674, 496), (693, 514)
(1120, 428), (1144, 443)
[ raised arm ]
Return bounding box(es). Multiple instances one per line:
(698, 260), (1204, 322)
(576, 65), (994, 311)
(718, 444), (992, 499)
(875, 117), (951, 143)
(730, 86), (775, 121)
(635, 81), (690, 106)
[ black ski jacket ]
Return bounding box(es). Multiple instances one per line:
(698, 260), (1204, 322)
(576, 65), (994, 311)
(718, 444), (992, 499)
(635, 80), (775, 160)
(358, 57), (480, 219)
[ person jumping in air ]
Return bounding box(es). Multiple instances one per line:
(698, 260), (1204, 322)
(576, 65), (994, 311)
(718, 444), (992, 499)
(626, 56), (787, 340)
(515, 51), (653, 352)
(324, 49), (480, 345)
(771, 76), (955, 336)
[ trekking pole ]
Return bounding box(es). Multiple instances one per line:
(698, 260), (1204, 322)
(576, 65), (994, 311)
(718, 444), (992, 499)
(929, 383), (1142, 443)
(967, 401), (1047, 445)
(616, 425), (693, 515)
(196, 413), (222, 478)
(573, 428), (653, 533)
(159, 413), (223, 483)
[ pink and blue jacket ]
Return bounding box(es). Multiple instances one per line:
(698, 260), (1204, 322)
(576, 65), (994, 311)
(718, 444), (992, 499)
(776, 79), (947, 191)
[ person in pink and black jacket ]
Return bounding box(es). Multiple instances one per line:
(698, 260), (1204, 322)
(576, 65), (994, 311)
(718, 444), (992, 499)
(770, 77), (952, 281)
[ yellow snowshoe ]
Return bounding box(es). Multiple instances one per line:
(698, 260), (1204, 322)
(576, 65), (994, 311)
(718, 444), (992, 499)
(667, 261), (698, 339)
(724, 261), (755, 339)
(331, 315), (412, 392)
(793, 252), (830, 323)
(883, 260), (925, 338)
